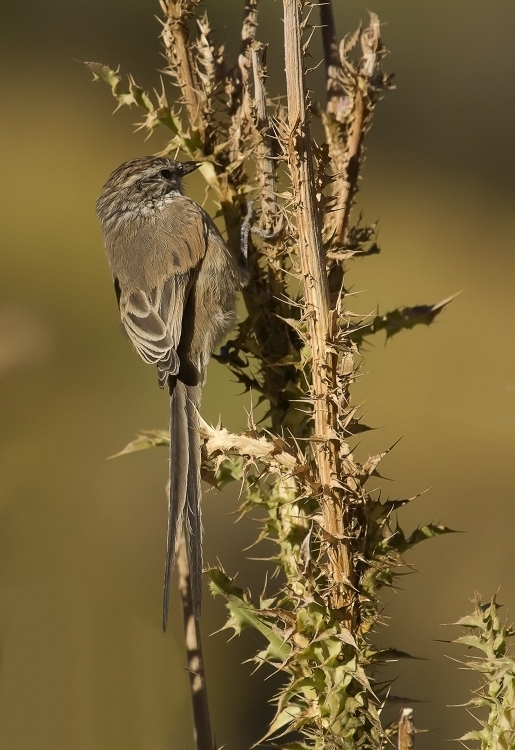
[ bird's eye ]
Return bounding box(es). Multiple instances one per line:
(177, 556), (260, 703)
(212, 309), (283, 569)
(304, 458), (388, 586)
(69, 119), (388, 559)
(160, 169), (173, 180)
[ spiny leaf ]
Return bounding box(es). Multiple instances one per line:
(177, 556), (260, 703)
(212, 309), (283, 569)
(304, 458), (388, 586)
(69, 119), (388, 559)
(109, 430), (169, 459)
(346, 292), (460, 348)
(213, 457), (244, 487)
(208, 568), (290, 661)
(388, 523), (457, 554)
(83, 61), (185, 138)
(84, 62), (133, 104)
(258, 704), (304, 744)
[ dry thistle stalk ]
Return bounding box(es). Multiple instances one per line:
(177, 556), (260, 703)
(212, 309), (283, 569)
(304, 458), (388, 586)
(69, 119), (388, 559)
(283, 0), (358, 623)
(397, 708), (415, 750)
(88, 1), (456, 747)
(160, 0), (207, 140)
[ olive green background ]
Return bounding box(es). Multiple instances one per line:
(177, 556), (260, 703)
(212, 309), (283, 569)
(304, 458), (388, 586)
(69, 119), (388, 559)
(0, 0), (514, 747)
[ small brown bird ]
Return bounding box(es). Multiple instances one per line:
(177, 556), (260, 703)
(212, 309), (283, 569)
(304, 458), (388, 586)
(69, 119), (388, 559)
(96, 156), (244, 628)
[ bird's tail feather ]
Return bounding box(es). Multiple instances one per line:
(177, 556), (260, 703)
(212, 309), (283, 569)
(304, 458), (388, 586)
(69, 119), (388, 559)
(163, 381), (189, 631)
(162, 380), (203, 631)
(185, 384), (203, 619)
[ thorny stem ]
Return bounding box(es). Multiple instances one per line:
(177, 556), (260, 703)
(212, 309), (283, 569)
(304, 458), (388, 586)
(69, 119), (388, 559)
(320, 4), (384, 250)
(160, 0), (206, 142)
(228, 0), (260, 162)
(219, 1), (296, 433)
(340, 13), (383, 244)
(283, 0), (356, 622)
(319, 0), (343, 100)
(318, 0), (350, 250)
(177, 532), (214, 750)
(251, 42), (279, 232)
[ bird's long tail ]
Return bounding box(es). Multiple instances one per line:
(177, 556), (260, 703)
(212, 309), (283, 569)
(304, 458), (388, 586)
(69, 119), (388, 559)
(162, 380), (203, 631)
(185, 383), (203, 618)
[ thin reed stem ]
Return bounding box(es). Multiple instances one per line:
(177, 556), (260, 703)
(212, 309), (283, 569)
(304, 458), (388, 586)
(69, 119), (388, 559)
(177, 532), (214, 750)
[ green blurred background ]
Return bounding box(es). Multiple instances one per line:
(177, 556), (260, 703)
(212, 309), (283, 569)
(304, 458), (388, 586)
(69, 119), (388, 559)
(0, 0), (514, 747)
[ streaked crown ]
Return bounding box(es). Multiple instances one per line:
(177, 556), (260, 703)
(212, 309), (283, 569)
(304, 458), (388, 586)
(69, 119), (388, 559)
(96, 156), (200, 228)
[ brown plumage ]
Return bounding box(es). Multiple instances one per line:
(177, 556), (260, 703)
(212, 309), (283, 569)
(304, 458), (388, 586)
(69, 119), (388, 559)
(96, 156), (244, 628)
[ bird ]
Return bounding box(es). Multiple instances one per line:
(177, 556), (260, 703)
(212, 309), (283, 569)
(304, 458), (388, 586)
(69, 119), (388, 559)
(96, 156), (245, 628)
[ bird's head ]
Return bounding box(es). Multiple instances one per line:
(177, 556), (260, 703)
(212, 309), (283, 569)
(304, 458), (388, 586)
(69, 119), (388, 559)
(96, 156), (201, 227)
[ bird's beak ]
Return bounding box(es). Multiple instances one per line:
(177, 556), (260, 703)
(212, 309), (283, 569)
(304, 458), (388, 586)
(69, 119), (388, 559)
(179, 161), (202, 176)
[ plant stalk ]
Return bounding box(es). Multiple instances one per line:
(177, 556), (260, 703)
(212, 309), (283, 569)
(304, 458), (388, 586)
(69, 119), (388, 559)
(282, 0), (356, 622)
(177, 532), (214, 750)
(397, 708), (415, 750)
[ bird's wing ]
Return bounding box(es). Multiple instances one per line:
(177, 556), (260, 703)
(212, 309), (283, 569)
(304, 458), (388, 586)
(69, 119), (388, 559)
(120, 280), (189, 375)
(115, 197), (209, 380)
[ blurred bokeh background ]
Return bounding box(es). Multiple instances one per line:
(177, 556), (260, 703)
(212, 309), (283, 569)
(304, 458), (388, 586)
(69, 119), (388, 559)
(0, 0), (514, 747)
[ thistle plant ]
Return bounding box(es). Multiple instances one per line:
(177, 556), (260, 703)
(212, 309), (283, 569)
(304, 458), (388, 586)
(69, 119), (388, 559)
(86, 1), (458, 747)
(453, 596), (515, 750)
